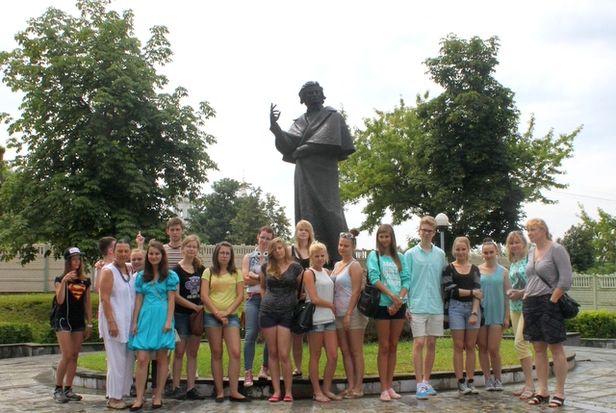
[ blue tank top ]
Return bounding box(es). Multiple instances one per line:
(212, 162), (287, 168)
(480, 265), (506, 325)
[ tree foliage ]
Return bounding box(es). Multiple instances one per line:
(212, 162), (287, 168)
(579, 206), (616, 274)
(559, 224), (594, 272)
(0, 0), (217, 263)
(340, 34), (581, 245)
(188, 178), (291, 245)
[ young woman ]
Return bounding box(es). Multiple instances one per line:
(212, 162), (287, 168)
(242, 226), (273, 387)
(201, 241), (248, 402)
(130, 248), (145, 273)
(259, 237), (304, 402)
(304, 242), (339, 402)
(98, 240), (135, 410)
(169, 235), (206, 399)
(289, 219), (313, 377)
(524, 219), (573, 408)
(129, 240), (179, 411)
(51, 247), (92, 403)
(477, 238), (511, 391)
(442, 236), (482, 395)
(505, 230), (534, 400)
(333, 229), (367, 399)
(366, 224), (410, 402)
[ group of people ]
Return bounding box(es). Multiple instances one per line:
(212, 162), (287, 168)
(50, 216), (573, 409)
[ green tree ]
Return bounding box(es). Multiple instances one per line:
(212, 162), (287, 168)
(340, 35), (580, 245)
(580, 207), (616, 274)
(559, 224), (594, 272)
(189, 179), (291, 245)
(0, 0), (216, 263)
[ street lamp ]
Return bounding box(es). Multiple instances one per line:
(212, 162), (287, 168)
(435, 213), (450, 250)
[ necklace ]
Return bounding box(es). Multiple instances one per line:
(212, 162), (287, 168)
(113, 262), (130, 284)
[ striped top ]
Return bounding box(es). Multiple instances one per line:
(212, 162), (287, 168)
(164, 243), (183, 268)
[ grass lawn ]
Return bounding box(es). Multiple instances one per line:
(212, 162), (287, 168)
(79, 338), (520, 378)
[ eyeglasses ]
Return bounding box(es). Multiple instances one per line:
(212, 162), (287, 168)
(339, 232), (355, 240)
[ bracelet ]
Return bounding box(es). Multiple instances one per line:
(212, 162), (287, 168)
(86, 323), (93, 328)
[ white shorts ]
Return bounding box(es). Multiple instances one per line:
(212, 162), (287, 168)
(410, 313), (444, 337)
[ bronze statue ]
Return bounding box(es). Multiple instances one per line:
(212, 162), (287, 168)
(270, 82), (355, 263)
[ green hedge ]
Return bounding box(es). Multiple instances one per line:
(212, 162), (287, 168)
(0, 322), (34, 344)
(566, 310), (616, 338)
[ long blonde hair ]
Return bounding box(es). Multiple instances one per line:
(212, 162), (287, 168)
(266, 238), (292, 278)
(506, 230), (529, 263)
(295, 220), (315, 246)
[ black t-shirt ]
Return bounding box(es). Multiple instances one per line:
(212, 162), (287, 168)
(53, 275), (91, 328)
(291, 245), (310, 269)
(442, 264), (481, 302)
(174, 263), (204, 314)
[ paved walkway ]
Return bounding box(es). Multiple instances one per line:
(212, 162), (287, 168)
(2, 346), (616, 412)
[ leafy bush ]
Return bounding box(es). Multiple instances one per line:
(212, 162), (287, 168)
(0, 322), (34, 344)
(566, 310), (616, 338)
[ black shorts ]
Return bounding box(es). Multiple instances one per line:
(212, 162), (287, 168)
(523, 294), (566, 344)
(374, 304), (407, 320)
(53, 317), (85, 333)
(259, 310), (293, 329)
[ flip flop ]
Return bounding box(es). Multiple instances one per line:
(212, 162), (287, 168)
(549, 396), (565, 408)
(520, 389), (535, 400)
(528, 394), (549, 405)
(268, 395), (281, 403)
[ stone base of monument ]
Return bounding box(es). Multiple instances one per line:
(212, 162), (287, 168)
(55, 352), (576, 399)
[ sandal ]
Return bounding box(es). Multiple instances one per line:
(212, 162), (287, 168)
(283, 394), (294, 402)
(292, 369), (302, 377)
(528, 394), (550, 405)
(268, 395), (281, 402)
(549, 396), (565, 408)
(520, 389), (535, 400)
(313, 394), (330, 403)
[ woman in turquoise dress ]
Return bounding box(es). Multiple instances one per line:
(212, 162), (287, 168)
(129, 240), (179, 410)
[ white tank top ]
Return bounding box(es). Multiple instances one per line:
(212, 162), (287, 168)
(306, 268), (335, 325)
(98, 263), (135, 343)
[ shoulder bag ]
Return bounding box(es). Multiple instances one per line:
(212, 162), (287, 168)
(291, 269), (316, 334)
(533, 259), (580, 319)
(357, 252), (381, 318)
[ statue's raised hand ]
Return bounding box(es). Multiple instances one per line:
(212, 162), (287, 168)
(270, 103), (280, 126)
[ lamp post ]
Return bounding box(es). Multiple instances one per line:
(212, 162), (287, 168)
(435, 213), (450, 250)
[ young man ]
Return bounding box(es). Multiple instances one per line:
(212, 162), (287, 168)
(164, 217), (185, 268)
(93, 237), (116, 293)
(404, 216), (448, 400)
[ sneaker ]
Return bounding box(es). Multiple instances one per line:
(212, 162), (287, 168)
(168, 387), (186, 400)
(244, 370), (254, 388)
(185, 387), (206, 400)
(457, 381), (471, 395)
(485, 377), (495, 391)
(467, 381), (479, 394)
(425, 383), (437, 396)
(53, 388), (69, 403)
(493, 378), (504, 391)
(416, 384), (429, 400)
(64, 388), (83, 401)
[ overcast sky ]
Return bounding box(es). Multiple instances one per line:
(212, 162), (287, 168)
(1, 0), (615, 249)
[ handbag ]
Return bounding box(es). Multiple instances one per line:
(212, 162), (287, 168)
(533, 258), (580, 319)
(189, 308), (204, 336)
(357, 252), (382, 318)
(291, 270), (316, 334)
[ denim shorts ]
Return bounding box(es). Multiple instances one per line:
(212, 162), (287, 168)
(309, 321), (336, 333)
(204, 313), (240, 328)
(174, 312), (194, 337)
(448, 299), (481, 330)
